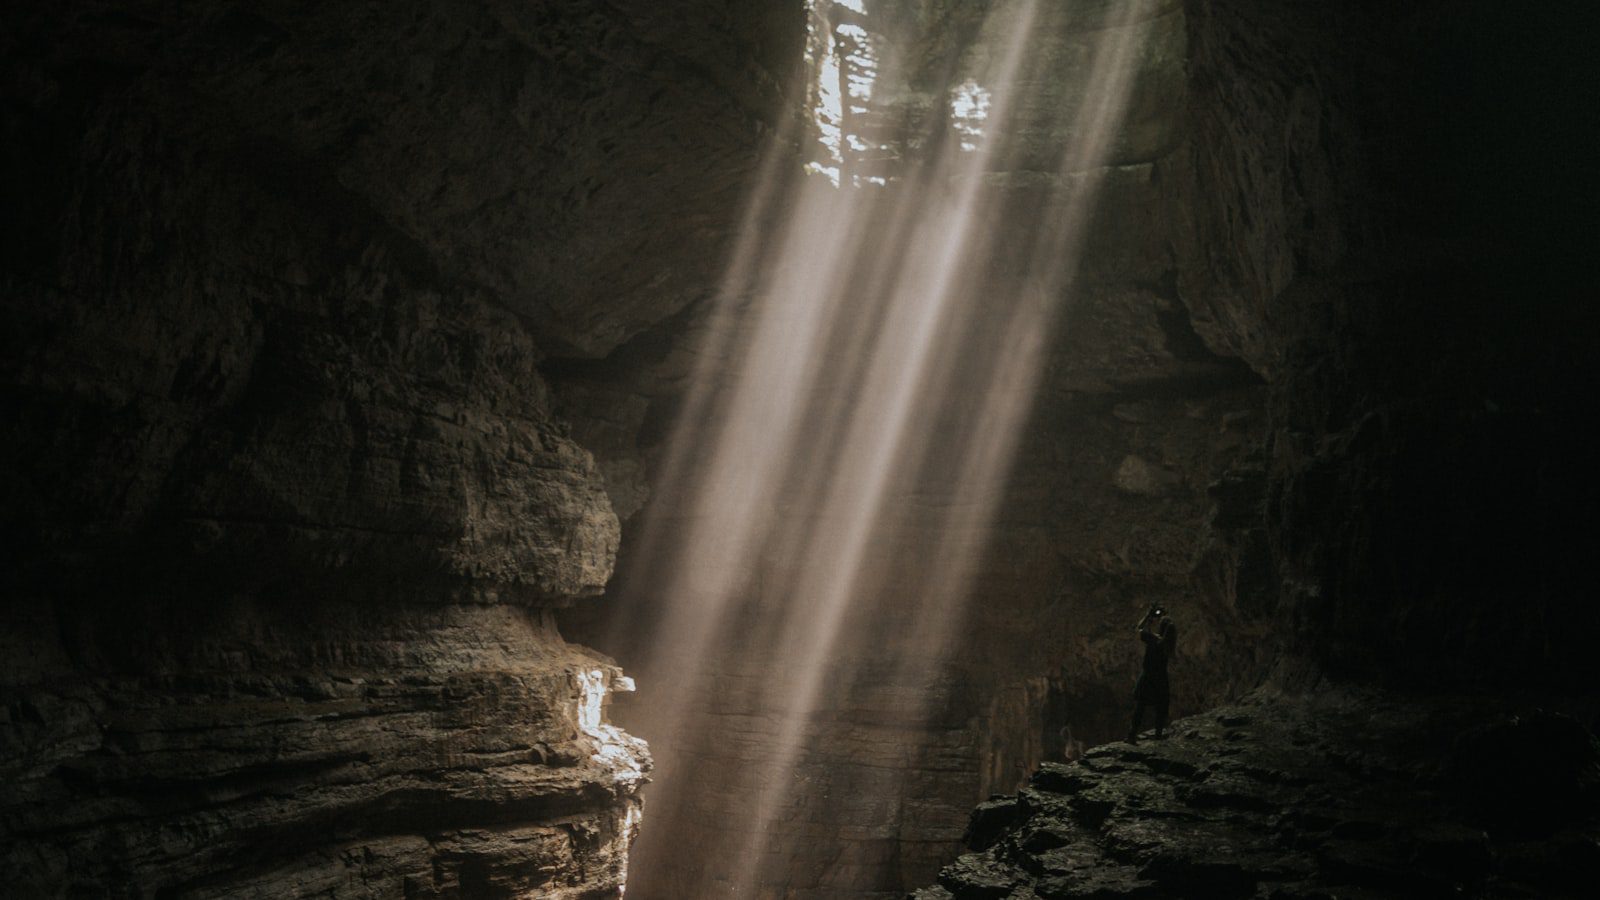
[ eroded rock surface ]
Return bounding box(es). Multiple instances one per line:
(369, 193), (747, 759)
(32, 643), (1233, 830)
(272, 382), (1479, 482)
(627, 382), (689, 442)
(1, 605), (648, 898)
(916, 691), (1600, 900)
(0, 1), (800, 895)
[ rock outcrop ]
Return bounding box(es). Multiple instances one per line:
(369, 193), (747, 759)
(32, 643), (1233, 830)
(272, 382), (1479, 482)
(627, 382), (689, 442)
(1, 604), (648, 898)
(1, 2), (796, 896)
(917, 691), (1600, 899)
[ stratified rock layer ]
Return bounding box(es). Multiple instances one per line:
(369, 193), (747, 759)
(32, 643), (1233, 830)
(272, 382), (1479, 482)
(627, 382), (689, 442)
(1, 604), (648, 898)
(916, 691), (1600, 900)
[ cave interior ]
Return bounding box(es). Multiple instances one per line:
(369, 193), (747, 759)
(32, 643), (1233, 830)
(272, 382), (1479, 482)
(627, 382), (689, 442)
(2, 1), (1597, 899)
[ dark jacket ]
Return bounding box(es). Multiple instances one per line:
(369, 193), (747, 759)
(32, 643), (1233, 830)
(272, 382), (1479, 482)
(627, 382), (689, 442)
(1135, 629), (1170, 700)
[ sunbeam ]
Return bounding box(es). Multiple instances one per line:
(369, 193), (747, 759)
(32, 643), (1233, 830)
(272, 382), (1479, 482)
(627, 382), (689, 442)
(611, 2), (1162, 895)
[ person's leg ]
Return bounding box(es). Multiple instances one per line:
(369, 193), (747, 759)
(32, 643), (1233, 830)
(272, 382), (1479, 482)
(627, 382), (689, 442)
(1128, 699), (1146, 742)
(1154, 692), (1169, 739)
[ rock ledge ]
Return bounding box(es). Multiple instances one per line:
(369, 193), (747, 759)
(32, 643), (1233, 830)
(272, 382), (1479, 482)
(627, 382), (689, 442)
(914, 690), (1599, 899)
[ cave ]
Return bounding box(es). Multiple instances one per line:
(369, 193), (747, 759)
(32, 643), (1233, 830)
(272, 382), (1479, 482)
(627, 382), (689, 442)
(2, 1), (1596, 898)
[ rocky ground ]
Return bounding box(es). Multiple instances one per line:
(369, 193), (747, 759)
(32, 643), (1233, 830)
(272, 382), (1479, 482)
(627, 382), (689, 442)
(914, 688), (1600, 899)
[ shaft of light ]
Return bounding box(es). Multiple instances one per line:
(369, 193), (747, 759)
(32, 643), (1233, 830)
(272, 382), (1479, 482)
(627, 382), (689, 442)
(617, 1), (1159, 894)
(719, 6), (1045, 893)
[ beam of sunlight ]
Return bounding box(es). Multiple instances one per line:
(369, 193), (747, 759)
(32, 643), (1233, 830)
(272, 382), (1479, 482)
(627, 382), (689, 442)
(888, 0), (1163, 713)
(719, 6), (1043, 893)
(611, 1), (1162, 895)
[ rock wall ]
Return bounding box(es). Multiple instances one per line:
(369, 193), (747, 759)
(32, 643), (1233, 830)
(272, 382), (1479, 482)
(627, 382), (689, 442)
(1170, 0), (1599, 689)
(1, 2), (796, 896)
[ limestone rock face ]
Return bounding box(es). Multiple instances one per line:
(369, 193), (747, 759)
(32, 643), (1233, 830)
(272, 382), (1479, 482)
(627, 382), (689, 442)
(1, 1), (794, 896)
(1, 1), (796, 359)
(1170, 0), (1598, 689)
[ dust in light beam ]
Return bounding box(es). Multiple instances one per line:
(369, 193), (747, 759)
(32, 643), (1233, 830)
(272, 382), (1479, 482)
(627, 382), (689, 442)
(610, 0), (1162, 894)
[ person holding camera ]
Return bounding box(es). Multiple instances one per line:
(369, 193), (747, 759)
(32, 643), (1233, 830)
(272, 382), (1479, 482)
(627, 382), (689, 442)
(1127, 605), (1177, 743)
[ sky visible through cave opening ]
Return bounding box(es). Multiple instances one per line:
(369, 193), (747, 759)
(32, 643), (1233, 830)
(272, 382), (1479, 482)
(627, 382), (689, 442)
(803, 0), (993, 187)
(609, 0), (1161, 894)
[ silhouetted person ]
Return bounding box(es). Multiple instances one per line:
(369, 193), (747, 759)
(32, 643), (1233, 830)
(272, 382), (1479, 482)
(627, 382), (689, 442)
(1127, 607), (1176, 742)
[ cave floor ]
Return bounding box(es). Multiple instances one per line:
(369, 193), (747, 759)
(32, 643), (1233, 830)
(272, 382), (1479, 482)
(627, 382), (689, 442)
(916, 687), (1598, 899)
